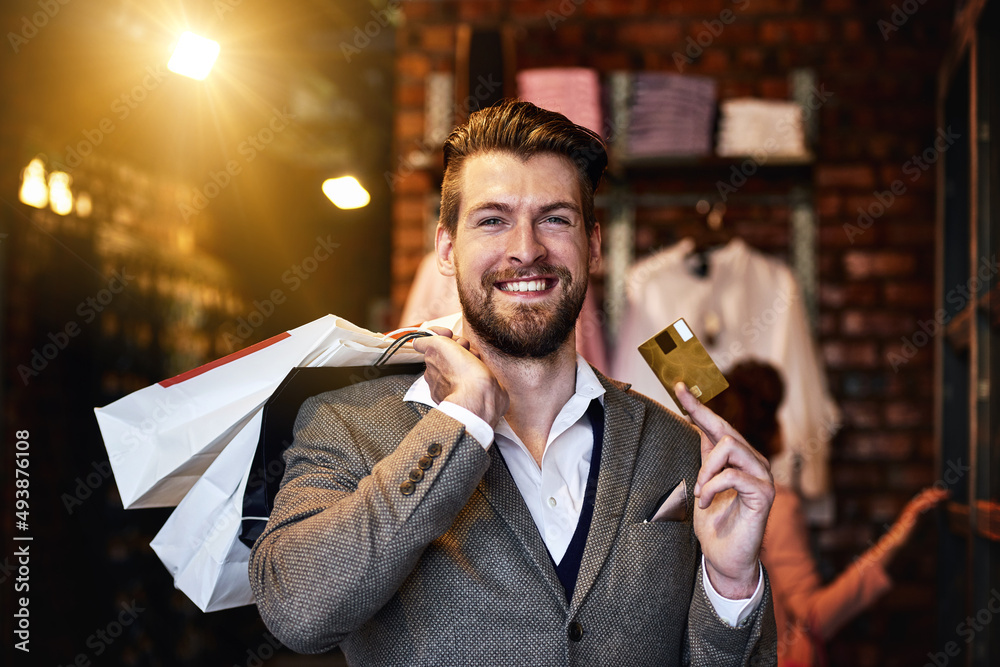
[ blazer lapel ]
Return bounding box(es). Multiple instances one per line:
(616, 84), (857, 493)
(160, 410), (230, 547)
(570, 374), (646, 613)
(408, 397), (565, 605)
(477, 446), (568, 608)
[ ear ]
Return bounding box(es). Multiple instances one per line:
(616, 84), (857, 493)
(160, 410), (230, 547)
(435, 223), (457, 277)
(588, 223), (602, 274)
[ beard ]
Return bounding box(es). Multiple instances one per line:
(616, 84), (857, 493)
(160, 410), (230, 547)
(457, 262), (587, 359)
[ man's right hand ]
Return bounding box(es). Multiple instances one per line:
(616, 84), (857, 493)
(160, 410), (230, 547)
(412, 327), (509, 428)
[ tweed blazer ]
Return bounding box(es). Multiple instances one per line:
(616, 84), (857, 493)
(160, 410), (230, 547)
(249, 369), (777, 666)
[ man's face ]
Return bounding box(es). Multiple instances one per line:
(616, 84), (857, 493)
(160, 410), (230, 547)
(436, 151), (601, 358)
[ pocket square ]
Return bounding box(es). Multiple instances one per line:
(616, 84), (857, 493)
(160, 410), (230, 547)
(645, 480), (688, 523)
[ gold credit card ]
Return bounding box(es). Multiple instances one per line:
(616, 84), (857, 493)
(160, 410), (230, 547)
(637, 317), (728, 415)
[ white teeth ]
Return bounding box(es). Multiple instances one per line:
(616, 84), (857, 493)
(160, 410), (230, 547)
(501, 279), (548, 292)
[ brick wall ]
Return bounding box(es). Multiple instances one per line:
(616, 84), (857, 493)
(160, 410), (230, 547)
(392, 2), (955, 665)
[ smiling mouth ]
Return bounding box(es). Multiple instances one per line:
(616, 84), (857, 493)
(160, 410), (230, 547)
(495, 277), (556, 293)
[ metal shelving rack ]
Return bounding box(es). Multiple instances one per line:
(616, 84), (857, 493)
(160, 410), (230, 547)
(935, 1), (998, 665)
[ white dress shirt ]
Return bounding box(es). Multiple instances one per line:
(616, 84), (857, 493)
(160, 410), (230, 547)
(403, 350), (763, 626)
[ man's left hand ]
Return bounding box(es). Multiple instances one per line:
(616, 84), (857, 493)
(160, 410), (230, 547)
(676, 381), (775, 600)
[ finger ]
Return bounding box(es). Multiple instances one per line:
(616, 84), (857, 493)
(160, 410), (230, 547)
(425, 326), (454, 337)
(675, 381), (738, 446)
(697, 468), (774, 511)
(912, 488), (949, 512)
(695, 435), (770, 497)
(411, 336), (433, 354)
(454, 336), (472, 350)
(412, 333), (456, 354)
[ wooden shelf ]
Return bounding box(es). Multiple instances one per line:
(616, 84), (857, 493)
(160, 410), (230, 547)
(975, 500), (1000, 542)
(614, 151), (815, 171)
(942, 282), (1000, 350)
(945, 501), (1000, 542)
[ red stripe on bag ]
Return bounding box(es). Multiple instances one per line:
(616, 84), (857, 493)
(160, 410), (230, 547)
(158, 332), (292, 388)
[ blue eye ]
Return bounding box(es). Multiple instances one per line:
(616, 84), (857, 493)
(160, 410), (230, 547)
(479, 217), (503, 226)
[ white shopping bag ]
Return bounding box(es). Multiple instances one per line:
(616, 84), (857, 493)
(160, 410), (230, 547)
(150, 410), (262, 612)
(145, 335), (430, 612)
(95, 315), (423, 509)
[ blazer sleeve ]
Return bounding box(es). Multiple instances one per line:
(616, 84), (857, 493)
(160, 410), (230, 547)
(684, 563), (778, 666)
(248, 391), (490, 654)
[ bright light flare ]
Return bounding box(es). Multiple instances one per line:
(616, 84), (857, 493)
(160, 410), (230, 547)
(76, 191), (93, 218)
(48, 172), (74, 215)
(19, 158), (48, 209)
(168, 31), (220, 80)
(322, 176), (370, 210)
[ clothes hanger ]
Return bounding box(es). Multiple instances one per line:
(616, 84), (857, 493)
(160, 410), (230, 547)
(688, 199), (732, 278)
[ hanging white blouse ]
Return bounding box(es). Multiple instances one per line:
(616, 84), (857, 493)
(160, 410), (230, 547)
(611, 237), (840, 500)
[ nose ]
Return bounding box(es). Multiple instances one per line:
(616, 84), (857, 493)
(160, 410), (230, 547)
(507, 220), (546, 266)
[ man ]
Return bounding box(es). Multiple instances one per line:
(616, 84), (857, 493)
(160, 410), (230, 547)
(249, 100), (777, 665)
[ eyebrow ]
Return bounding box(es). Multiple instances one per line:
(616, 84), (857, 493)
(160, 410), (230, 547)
(538, 201), (582, 215)
(466, 200), (582, 217)
(466, 201), (514, 217)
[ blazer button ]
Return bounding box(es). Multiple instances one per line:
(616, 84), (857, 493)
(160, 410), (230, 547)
(426, 442), (442, 457)
(408, 468), (424, 482)
(417, 455), (434, 470)
(567, 622), (584, 642)
(399, 480), (415, 495)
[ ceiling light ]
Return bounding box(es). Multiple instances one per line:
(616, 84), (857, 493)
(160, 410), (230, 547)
(322, 176), (370, 210)
(75, 191), (93, 218)
(168, 31), (220, 80)
(19, 158), (48, 209)
(48, 172), (74, 215)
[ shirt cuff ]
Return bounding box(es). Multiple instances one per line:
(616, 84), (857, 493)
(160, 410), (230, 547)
(437, 401), (494, 449)
(701, 555), (764, 628)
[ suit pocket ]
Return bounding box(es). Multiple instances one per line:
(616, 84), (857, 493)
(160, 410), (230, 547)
(627, 517), (693, 540)
(607, 521), (698, 621)
(644, 479), (688, 522)
(618, 520), (695, 575)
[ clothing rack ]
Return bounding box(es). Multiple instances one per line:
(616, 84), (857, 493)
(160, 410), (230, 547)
(599, 186), (817, 343)
(598, 69), (820, 342)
